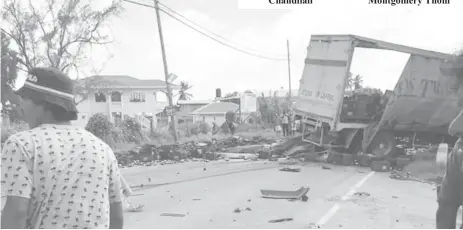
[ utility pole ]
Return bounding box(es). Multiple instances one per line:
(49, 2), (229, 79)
(287, 39), (292, 99)
(154, 0), (178, 142)
(287, 40), (293, 135)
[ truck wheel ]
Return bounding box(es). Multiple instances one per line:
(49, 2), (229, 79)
(370, 131), (397, 158)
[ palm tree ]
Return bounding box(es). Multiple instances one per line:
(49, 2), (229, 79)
(353, 74), (363, 90)
(346, 73), (364, 91)
(178, 81), (193, 100)
(346, 72), (354, 91)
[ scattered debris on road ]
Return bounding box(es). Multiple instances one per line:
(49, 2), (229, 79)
(353, 192), (371, 197)
(130, 193), (144, 197)
(261, 186), (310, 199)
(233, 208), (241, 213)
(321, 165), (331, 170)
(279, 167), (301, 172)
(390, 171), (411, 180)
(269, 218), (293, 223)
(116, 136), (279, 168)
(160, 213), (186, 217)
(307, 223), (321, 228)
(389, 170), (442, 185)
(245, 207), (252, 211)
(301, 195), (309, 202)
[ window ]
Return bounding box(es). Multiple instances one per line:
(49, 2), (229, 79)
(111, 92), (122, 102)
(130, 92), (146, 102)
(94, 92), (106, 102)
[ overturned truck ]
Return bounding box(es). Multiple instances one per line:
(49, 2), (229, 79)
(294, 34), (461, 157)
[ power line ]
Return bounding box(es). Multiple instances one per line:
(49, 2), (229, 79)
(122, 0), (153, 8)
(158, 1), (287, 58)
(121, 0), (287, 61)
(159, 8), (287, 61)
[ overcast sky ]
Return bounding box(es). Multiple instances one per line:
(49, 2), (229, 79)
(75, 0), (463, 99)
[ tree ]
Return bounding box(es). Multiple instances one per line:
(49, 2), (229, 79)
(177, 81), (192, 100)
(1, 31), (20, 108)
(346, 72), (354, 91)
(1, 0), (122, 73)
(353, 74), (364, 90)
(346, 72), (364, 91)
(1, 31), (22, 122)
(224, 91), (239, 98)
(73, 75), (106, 104)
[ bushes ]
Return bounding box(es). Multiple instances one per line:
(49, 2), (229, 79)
(85, 113), (146, 147)
(176, 122), (211, 136)
(86, 113), (113, 138)
(121, 116), (143, 143)
(198, 122), (211, 134)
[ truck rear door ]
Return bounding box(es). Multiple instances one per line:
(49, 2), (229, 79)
(295, 35), (354, 129)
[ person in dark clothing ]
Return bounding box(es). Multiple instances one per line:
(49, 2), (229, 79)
(281, 113), (289, 137)
(437, 53), (463, 229)
(436, 137), (463, 229)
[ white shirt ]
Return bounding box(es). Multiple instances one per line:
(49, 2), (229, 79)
(1, 124), (125, 229)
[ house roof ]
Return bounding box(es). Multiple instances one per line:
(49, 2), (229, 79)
(191, 102), (239, 115)
(177, 100), (212, 105)
(78, 75), (179, 89)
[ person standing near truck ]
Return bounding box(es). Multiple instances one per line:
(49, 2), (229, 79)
(281, 113), (289, 137)
(437, 53), (463, 229)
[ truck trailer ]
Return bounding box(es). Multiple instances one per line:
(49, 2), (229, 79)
(294, 34), (461, 157)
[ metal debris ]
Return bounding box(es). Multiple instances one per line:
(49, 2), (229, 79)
(261, 186), (310, 199)
(321, 165), (331, 170)
(353, 192), (370, 197)
(301, 195), (309, 202)
(269, 218), (293, 223)
(279, 167), (301, 172)
(160, 213), (186, 217)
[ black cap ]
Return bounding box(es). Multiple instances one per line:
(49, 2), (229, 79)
(15, 67), (78, 115)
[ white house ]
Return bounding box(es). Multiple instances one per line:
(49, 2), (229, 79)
(191, 102), (240, 127)
(155, 99), (212, 127)
(73, 75), (179, 129)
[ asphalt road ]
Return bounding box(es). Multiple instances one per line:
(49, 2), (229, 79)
(121, 160), (441, 229)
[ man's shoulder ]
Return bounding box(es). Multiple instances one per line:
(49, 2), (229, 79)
(6, 129), (34, 144)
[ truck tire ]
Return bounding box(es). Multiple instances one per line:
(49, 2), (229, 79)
(370, 131), (397, 158)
